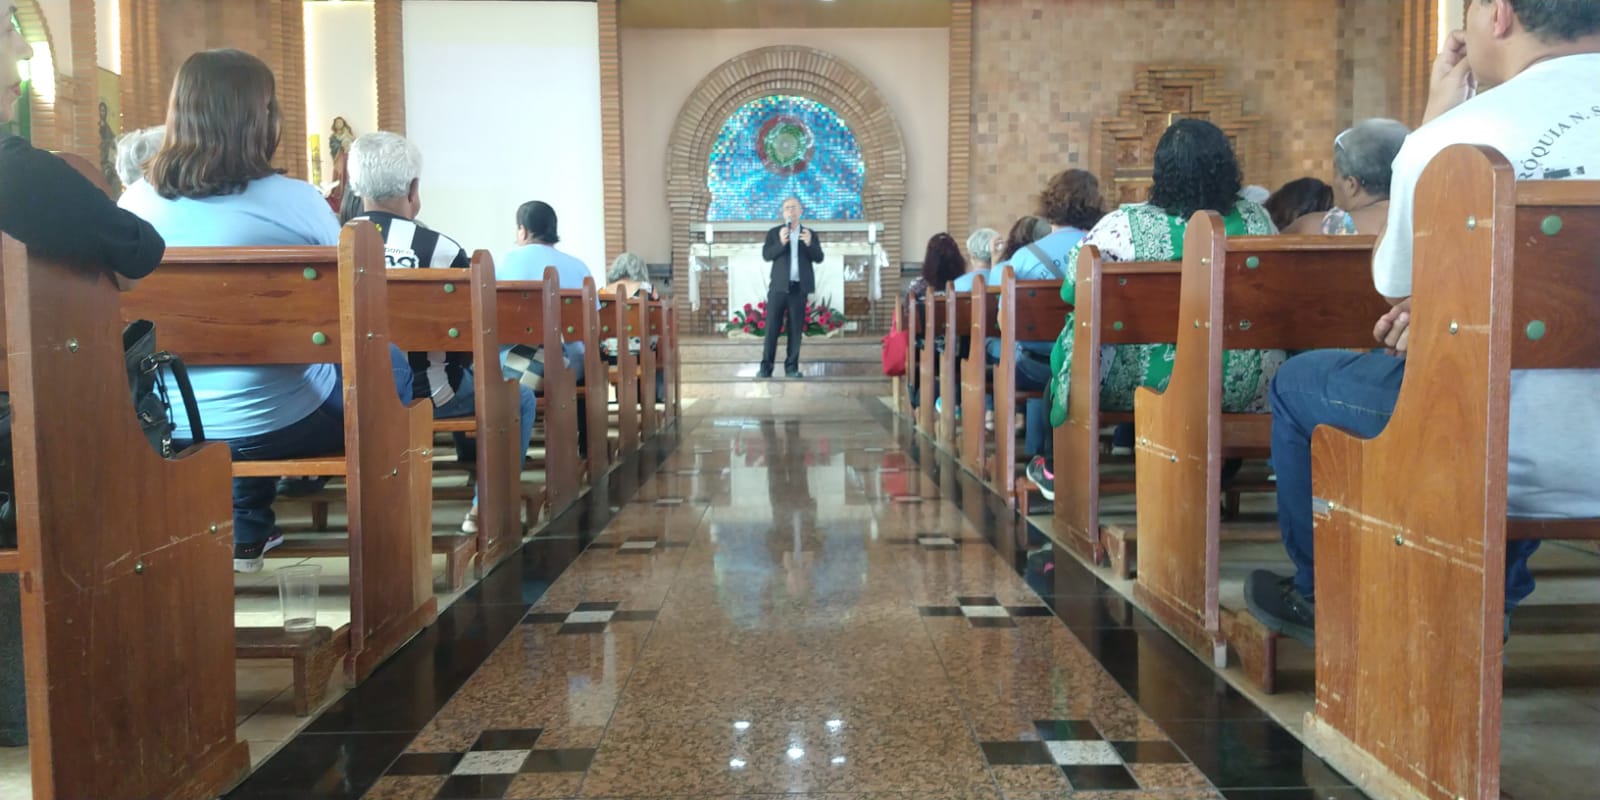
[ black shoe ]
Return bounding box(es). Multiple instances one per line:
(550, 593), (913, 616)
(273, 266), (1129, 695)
(785, 369), (803, 379)
(756, 369), (773, 379)
(276, 476), (330, 497)
(1026, 456), (1055, 501)
(1244, 570), (1315, 646)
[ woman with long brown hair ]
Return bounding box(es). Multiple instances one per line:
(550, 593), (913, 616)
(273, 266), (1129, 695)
(119, 49), (408, 574)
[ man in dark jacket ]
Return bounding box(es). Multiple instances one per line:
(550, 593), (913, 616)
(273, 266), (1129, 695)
(758, 196), (824, 379)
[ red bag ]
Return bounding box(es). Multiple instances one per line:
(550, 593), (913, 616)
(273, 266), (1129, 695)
(881, 328), (909, 376)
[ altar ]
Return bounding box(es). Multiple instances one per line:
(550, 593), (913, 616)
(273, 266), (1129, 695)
(686, 221), (889, 333)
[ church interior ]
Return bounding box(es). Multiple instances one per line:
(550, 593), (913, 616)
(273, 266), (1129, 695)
(1, 1), (1596, 799)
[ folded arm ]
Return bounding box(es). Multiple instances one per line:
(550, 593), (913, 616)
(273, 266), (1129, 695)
(0, 137), (165, 283)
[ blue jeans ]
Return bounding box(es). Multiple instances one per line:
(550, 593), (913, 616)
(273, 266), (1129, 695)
(986, 339), (1055, 458)
(433, 366), (538, 504)
(1270, 350), (1539, 608)
(211, 346), (414, 548)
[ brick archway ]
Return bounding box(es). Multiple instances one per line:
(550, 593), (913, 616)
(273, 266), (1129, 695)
(11, 0), (60, 149)
(665, 45), (907, 329)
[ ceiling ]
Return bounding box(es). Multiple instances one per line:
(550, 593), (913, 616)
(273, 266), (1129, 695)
(618, 0), (951, 29)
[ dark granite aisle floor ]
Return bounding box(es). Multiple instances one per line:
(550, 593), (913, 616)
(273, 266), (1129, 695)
(227, 399), (1366, 800)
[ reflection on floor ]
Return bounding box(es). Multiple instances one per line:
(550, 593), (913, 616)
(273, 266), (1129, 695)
(212, 397), (1381, 799)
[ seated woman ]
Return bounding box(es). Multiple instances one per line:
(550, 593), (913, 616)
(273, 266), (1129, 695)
(1263, 176), (1333, 232)
(119, 49), (411, 573)
(994, 215), (1052, 272)
(904, 232), (966, 303)
(993, 170), (1107, 460)
(113, 125), (164, 191)
(951, 227), (999, 293)
(905, 233), (967, 410)
(605, 251), (655, 299)
(1287, 118), (1410, 236)
(601, 251), (665, 402)
(1028, 119), (1281, 495)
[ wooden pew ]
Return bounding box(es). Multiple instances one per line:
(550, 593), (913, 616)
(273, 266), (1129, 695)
(386, 253), (521, 578)
(996, 270), (1072, 510)
(1304, 144), (1600, 800)
(1133, 216), (1383, 668)
(643, 299), (669, 436)
(958, 277), (1001, 482)
(938, 291), (970, 451)
(636, 299), (661, 438)
(122, 223), (437, 684)
(602, 292), (640, 456)
(916, 292), (937, 436)
(559, 278), (611, 483)
(497, 269), (581, 517)
(652, 299), (678, 425)
(1052, 248), (1181, 573)
(0, 235), (249, 800)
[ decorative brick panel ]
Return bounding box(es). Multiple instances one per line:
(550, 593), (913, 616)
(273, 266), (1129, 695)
(969, 0), (1409, 229)
(947, 0), (972, 248)
(599, 0), (625, 266)
(375, 0), (405, 134)
(664, 46), (908, 335)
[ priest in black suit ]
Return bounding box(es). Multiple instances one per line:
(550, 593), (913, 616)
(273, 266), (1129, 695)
(758, 196), (825, 378)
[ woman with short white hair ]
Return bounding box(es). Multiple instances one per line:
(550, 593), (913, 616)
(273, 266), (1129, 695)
(113, 125), (164, 189)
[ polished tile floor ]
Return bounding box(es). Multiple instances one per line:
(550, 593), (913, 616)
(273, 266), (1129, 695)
(227, 398), (1366, 799)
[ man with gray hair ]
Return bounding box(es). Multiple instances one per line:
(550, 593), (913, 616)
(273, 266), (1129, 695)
(113, 125), (164, 190)
(346, 131), (538, 535)
(758, 196), (824, 379)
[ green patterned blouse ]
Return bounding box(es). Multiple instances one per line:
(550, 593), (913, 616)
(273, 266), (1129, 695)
(1045, 200), (1284, 428)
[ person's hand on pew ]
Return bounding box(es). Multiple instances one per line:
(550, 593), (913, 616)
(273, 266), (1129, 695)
(1424, 30), (1476, 125)
(1374, 297), (1412, 357)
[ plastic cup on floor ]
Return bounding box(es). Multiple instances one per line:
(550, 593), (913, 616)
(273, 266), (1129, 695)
(276, 564), (323, 633)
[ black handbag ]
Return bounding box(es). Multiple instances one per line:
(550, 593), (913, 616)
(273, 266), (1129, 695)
(0, 319), (203, 546)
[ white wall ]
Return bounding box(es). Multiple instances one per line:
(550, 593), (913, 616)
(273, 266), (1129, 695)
(305, 0), (377, 190)
(402, 0), (605, 279)
(96, 0), (118, 71)
(621, 27), (949, 264)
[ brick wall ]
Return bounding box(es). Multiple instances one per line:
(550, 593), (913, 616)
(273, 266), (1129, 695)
(968, 0), (1408, 228)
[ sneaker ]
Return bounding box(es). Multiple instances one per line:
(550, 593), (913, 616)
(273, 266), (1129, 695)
(276, 476), (330, 497)
(461, 504), (478, 534)
(785, 369), (803, 379)
(234, 531), (285, 574)
(1026, 456), (1055, 501)
(1244, 570), (1315, 646)
(756, 369), (773, 379)
(1026, 545), (1056, 577)
(984, 409), (995, 432)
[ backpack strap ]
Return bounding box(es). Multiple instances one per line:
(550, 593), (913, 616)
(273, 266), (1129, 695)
(1025, 243), (1064, 280)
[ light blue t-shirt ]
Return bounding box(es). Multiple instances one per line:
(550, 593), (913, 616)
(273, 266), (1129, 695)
(499, 243), (592, 290)
(988, 226), (1085, 285)
(119, 175), (341, 440)
(950, 269), (983, 293)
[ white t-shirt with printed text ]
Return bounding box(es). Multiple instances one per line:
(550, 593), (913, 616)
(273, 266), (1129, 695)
(1375, 53), (1600, 518)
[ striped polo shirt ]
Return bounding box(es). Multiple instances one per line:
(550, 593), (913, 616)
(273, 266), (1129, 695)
(357, 211), (472, 407)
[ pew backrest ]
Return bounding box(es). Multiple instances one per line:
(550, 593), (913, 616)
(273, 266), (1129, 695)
(1303, 141), (1600, 800)
(559, 279), (610, 478)
(496, 269), (581, 513)
(1054, 247), (1181, 560)
(2, 231), (249, 800)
